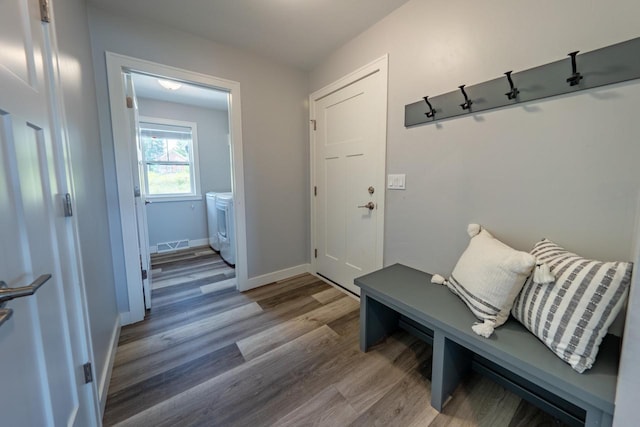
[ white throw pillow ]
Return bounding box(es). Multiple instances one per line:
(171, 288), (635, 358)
(432, 224), (536, 338)
(512, 239), (632, 373)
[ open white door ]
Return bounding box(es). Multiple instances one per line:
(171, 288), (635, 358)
(311, 57), (388, 295)
(124, 74), (152, 310)
(0, 0), (99, 425)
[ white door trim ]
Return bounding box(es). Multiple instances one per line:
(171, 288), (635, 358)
(309, 54), (388, 283)
(105, 52), (248, 324)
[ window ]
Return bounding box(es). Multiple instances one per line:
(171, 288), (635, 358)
(139, 117), (200, 200)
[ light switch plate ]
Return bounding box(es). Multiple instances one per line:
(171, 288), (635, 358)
(387, 174), (406, 190)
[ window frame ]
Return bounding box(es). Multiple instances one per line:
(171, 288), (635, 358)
(138, 116), (201, 202)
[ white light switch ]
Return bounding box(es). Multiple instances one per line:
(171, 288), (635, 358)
(387, 174), (406, 190)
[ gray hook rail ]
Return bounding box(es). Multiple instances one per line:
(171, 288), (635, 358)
(405, 36), (640, 127)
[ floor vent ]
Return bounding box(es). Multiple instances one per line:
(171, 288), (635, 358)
(156, 239), (190, 253)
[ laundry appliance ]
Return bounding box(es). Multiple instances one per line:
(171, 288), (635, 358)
(215, 192), (235, 266)
(206, 192), (221, 251)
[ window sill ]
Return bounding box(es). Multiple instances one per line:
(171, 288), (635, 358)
(146, 195), (203, 203)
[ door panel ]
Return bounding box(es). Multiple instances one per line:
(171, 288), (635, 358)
(345, 153), (375, 270)
(325, 92), (365, 145)
(0, 113), (51, 427)
(125, 74), (151, 309)
(14, 118), (77, 422)
(0, 0), (97, 425)
(324, 156), (343, 261)
(0, 0), (37, 87)
(314, 69), (386, 295)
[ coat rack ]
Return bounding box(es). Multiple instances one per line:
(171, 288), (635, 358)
(405, 36), (640, 127)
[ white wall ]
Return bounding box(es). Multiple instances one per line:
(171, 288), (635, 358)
(51, 0), (118, 400)
(137, 97), (231, 247)
(87, 6), (310, 312)
(309, 0), (640, 423)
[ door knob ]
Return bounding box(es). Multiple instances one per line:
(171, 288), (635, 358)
(145, 200), (152, 205)
(357, 202), (375, 211)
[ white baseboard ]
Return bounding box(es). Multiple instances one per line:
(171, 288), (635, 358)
(311, 273), (361, 301)
(99, 314), (121, 415)
(242, 263), (311, 291)
(190, 238), (209, 248)
(119, 310), (132, 326)
(149, 238), (210, 254)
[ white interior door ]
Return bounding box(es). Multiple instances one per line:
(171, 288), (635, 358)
(125, 74), (152, 310)
(0, 0), (98, 425)
(313, 61), (387, 295)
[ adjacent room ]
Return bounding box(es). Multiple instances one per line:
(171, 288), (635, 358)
(1, 0), (639, 426)
(129, 72), (237, 308)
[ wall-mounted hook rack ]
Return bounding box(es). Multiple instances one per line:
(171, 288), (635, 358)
(423, 96), (436, 118)
(504, 71), (519, 100)
(458, 85), (473, 110)
(405, 36), (640, 127)
(566, 51), (583, 86)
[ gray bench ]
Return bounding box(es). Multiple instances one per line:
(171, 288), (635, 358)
(355, 264), (620, 427)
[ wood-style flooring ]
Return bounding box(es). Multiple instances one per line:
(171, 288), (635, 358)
(103, 247), (566, 426)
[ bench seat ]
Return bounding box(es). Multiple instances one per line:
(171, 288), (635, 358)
(355, 263), (619, 427)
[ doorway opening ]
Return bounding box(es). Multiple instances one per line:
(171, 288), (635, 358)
(106, 53), (248, 324)
(130, 72), (237, 306)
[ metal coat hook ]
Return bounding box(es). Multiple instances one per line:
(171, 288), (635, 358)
(566, 51), (583, 86)
(423, 96), (436, 118)
(504, 71), (519, 100)
(458, 85), (473, 110)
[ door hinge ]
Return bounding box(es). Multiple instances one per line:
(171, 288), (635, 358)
(83, 362), (93, 384)
(310, 119), (316, 131)
(314, 249), (317, 258)
(39, 0), (51, 23)
(126, 96), (134, 109)
(63, 193), (73, 217)
(314, 186), (317, 196)
(142, 269), (148, 280)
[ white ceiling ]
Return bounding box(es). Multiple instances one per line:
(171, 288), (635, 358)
(132, 72), (229, 111)
(88, 0), (410, 70)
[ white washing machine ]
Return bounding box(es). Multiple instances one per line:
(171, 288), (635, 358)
(206, 192), (220, 251)
(215, 192), (235, 266)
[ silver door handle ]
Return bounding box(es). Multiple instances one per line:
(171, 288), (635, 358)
(357, 202), (375, 210)
(0, 309), (12, 328)
(0, 274), (52, 306)
(145, 200), (152, 205)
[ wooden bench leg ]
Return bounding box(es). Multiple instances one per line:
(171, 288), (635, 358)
(584, 406), (612, 427)
(431, 329), (472, 411)
(359, 291), (399, 352)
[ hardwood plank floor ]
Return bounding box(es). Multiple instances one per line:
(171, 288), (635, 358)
(104, 248), (568, 426)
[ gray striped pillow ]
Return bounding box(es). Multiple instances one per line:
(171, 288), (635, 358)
(511, 239), (632, 373)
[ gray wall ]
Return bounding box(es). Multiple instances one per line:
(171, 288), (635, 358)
(87, 6), (310, 312)
(309, 0), (640, 423)
(52, 0), (118, 401)
(137, 97), (231, 247)
(311, 0), (640, 267)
